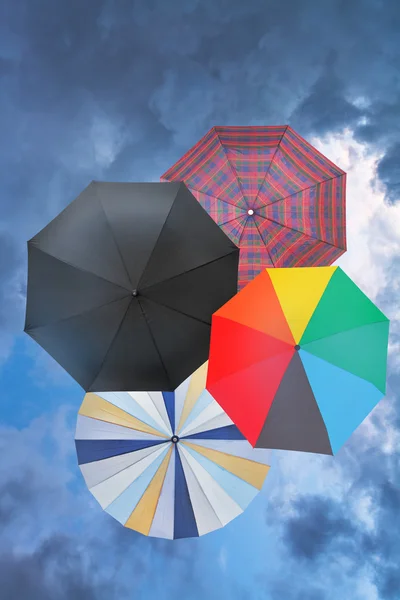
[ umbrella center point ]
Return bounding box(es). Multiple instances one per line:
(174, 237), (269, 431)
(132, 289), (138, 297)
(171, 435), (179, 444)
(247, 209), (254, 216)
(294, 344), (300, 351)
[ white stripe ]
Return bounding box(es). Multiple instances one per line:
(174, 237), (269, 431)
(148, 392), (173, 435)
(75, 415), (164, 441)
(178, 445), (242, 526)
(148, 447), (176, 540)
(80, 445), (163, 489)
(179, 449), (223, 536)
(90, 443), (170, 509)
(181, 411), (233, 438)
(128, 392), (171, 436)
(174, 374), (191, 432)
(94, 391), (165, 434)
(180, 401), (227, 437)
(186, 439), (272, 464)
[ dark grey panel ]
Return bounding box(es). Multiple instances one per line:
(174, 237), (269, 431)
(141, 251), (239, 324)
(28, 296), (132, 390)
(139, 297), (212, 390)
(89, 299), (171, 392)
(256, 352), (333, 455)
(97, 182), (180, 289)
(139, 183), (239, 289)
(25, 246), (130, 330)
(31, 182), (132, 289)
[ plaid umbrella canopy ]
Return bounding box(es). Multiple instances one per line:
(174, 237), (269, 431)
(162, 126), (347, 289)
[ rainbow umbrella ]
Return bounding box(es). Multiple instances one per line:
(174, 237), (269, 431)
(162, 126), (346, 289)
(207, 267), (389, 455)
(75, 363), (271, 539)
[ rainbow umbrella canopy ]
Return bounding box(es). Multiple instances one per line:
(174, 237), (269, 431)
(161, 126), (346, 289)
(207, 267), (389, 455)
(75, 363), (272, 539)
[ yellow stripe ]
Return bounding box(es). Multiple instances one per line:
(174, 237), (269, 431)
(182, 442), (270, 490)
(79, 393), (168, 438)
(124, 446), (173, 535)
(267, 267), (336, 343)
(177, 362), (208, 434)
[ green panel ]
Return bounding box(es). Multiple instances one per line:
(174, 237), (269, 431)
(302, 321), (389, 394)
(301, 267), (388, 345)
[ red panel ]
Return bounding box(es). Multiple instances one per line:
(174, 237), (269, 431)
(207, 350), (294, 446)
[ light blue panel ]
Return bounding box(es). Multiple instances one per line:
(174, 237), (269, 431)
(98, 392), (163, 433)
(105, 445), (170, 524)
(184, 445), (258, 510)
(300, 350), (384, 454)
(179, 390), (214, 432)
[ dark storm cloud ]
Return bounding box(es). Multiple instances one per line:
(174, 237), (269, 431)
(2, 0), (400, 360)
(282, 495), (357, 561)
(0, 535), (120, 600)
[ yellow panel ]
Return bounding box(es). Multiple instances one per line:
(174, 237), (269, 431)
(177, 362), (208, 434)
(79, 393), (168, 438)
(267, 267), (336, 343)
(124, 446), (173, 535)
(182, 442), (270, 490)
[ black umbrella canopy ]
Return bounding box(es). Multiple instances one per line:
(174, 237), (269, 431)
(24, 181), (239, 391)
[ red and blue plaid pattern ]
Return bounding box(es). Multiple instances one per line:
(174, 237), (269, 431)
(161, 126), (346, 290)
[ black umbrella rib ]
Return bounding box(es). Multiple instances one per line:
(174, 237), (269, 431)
(140, 250), (238, 293)
(87, 301), (132, 390)
(29, 246), (132, 292)
(136, 197), (176, 290)
(137, 298), (172, 389)
(140, 296), (211, 326)
(24, 294), (131, 332)
(97, 197), (133, 288)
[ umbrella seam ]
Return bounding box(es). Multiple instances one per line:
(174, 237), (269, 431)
(136, 186), (180, 290)
(300, 319), (389, 346)
(215, 129), (250, 211)
(259, 215), (346, 249)
(177, 444), (225, 530)
(184, 187), (248, 212)
(259, 175), (339, 208)
(95, 187), (135, 289)
(139, 249), (239, 293)
(84, 442), (171, 489)
(24, 294), (131, 332)
(253, 125), (288, 208)
(140, 295), (211, 326)
(88, 300), (132, 391)
(137, 298), (173, 389)
(25, 245), (132, 292)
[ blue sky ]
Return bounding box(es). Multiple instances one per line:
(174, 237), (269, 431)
(2, 1), (400, 598)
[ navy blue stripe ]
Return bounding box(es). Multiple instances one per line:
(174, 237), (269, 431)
(162, 391), (175, 433)
(75, 439), (166, 465)
(173, 447), (199, 539)
(183, 425), (246, 441)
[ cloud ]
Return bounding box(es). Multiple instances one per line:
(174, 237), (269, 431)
(2, 0), (400, 368)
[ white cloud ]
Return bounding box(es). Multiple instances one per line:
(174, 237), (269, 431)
(311, 128), (400, 305)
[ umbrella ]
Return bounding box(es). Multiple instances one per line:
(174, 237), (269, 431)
(207, 266), (389, 455)
(161, 126), (346, 290)
(24, 181), (239, 392)
(75, 362), (272, 539)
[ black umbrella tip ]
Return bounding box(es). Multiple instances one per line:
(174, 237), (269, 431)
(132, 289), (138, 297)
(294, 344), (300, 351)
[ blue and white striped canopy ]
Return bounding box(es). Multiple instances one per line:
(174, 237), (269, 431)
(75, 362), (272, 539)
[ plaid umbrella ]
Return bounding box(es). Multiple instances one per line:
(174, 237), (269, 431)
(162, 126), (346, 289)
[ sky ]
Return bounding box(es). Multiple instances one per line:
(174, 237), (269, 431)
(1, 0), (400, 598)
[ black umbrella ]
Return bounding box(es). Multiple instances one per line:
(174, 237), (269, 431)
(24, 181), (239, 391)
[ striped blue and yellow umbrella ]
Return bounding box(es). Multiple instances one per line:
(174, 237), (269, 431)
(75, 362), (272, 539)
